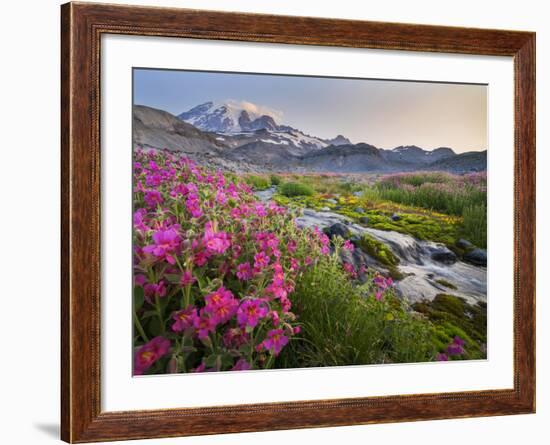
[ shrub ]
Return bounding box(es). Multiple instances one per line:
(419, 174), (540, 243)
(244, 175), (270, 190)
(279, 182), (314, 197)
(269, 174), (282, 186)
(277, 251), (436, 368)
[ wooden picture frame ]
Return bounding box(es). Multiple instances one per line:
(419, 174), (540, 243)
(61, 2), (536, 442)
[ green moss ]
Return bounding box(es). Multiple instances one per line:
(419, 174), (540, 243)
(435, 279), (458, 290)
(360, 212), (459, 248)
(412, 294), (487, 360)
(357, 234), (399, 267)
(274, 180), (472, 251)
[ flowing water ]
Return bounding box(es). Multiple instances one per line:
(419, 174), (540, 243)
(257, 187), (487, 304)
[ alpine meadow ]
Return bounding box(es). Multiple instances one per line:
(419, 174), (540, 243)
(131, 69), (488, 375)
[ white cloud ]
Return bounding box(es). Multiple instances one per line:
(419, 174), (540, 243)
(224, 99), (284, 123)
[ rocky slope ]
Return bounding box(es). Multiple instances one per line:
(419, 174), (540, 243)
(134, 104), (487, 174)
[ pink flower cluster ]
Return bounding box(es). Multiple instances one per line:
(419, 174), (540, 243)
(373, 274), (394, 301)
(132, 148), (329, 374)
(436, 336), (466, 361)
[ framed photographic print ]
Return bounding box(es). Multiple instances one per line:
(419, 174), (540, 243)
(61, 2), (535, 442)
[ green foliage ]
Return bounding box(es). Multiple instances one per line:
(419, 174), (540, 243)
(277, 254), (437, 368)
(462, 203), (487, 248)
(412, 294), (487, 360)
(375, 173), (486, 217)
(279, 182), (315, 197)
(244, 175), (270, 190)
(269, 174), (282, 185)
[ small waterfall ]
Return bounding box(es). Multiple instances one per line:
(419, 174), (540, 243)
(256, 189), (487, 305)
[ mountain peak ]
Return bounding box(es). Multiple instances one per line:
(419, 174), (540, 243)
(325, 134), (352, 146)
(178, 100), (283, 133)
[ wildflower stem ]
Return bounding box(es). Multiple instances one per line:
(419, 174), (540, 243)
(155, 295), (165, 334)
(133, 310), (149, 342)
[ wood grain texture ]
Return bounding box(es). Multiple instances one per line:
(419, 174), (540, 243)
(60, 2), (536, 442)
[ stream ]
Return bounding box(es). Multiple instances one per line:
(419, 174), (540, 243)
(257, 187), (487, 305)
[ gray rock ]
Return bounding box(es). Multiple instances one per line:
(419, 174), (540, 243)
(391, 213), (402, 221)
(359, 216), (370, 225)
(354, 207), (365, 214)
(323, 222), (350, 240)
(431, 249), (458, 265)
(326, 198), (338, 205)
(353, 191), (363, 197)
(456, 238), (473, 249)
(463, 248), (487, 267)
(320, 207), (331, 212)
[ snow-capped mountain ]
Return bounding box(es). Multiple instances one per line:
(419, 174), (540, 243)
(178, 100), (277, 133)
(135, 105), (486, 174)
(178, 100), (337, 151)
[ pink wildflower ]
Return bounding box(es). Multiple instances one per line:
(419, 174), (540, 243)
(203, 221), (231, 255)
(236, 262), (253, 281)
(254, 203), (267, 217)
(447, 336), (465, 356)
(180, 270), (196, 286)
(134, 336), (171, 375)
(261, 329), (289, 356)
(287, 240), (297, 253)
(143, 280), (166, 303)
(193, 250), (209, 267)
(193, 312), (217, 339)
(343, 262), (357, 279)
(171, 306), (199, 333)
(204, 287), (238, 324)
(143, 228), (181, 265)
(269, 310), (280, 326)
(237, 299), (268, 329)
(223, 327), (249, 349)
(144, 190), (163, 208)
(254, 251), (270, 270)
(231, 358), (252, 371)
(343, 240), (355, 252)
(216, 190), (228, 205)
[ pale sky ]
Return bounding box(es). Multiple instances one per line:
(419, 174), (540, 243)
(134, 68), (487, 153)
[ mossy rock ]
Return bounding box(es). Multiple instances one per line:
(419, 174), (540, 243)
(412, 294), (487, 360)
(435, 279), (458, 290)
(356, 234), (399, 268)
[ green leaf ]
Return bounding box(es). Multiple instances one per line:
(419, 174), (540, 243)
(148, 317), (162, 337)
(204, 354), (219, 368)
(141, 310), (158, 319)
(182, 331), (195, 347)
(165, 274), (181, 284)
(134, 286), (144, 311)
